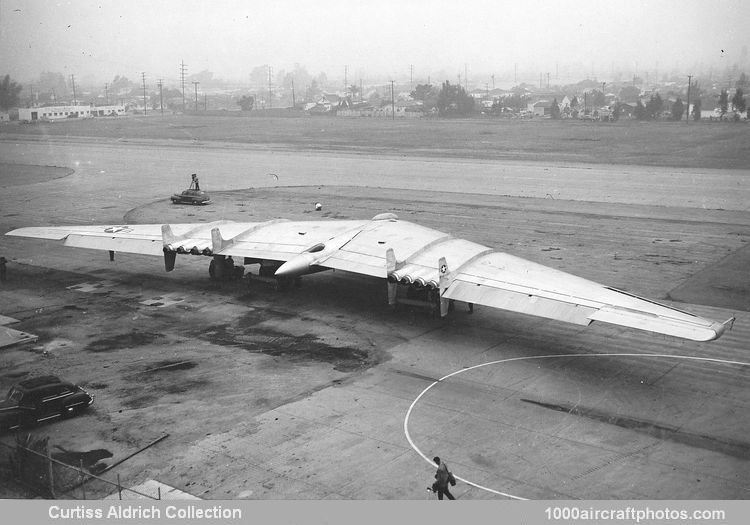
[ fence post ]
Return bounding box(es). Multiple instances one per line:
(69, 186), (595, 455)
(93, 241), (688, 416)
(46, 447), (56, 499)
(80, 459), (86, 500)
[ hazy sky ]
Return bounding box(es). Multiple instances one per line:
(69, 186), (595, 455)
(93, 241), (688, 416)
(1, 0), (748, 87)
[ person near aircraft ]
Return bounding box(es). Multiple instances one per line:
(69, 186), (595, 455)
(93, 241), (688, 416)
(430, 456), (456, 500)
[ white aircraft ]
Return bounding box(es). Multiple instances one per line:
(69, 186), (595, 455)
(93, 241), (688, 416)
(6, 213), (733, 342)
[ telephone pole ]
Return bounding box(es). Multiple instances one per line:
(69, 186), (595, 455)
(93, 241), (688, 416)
(70, 74), (77, 105)
(685, 75), (693, 124)
(104, 83), (109, 105)
(267, 66), (273, 109)
(390, 80), (395, 121)
(157, 79), (164, 115)
(141, 72), (147, 115)
(180, 60), (187, 111)
(291, 79), (296, 108)
(192, 81), (199, 111)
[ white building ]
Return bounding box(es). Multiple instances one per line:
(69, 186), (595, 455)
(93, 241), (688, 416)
(18, 104), (126, 122)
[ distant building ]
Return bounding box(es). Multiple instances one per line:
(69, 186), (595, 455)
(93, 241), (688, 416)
(531, 100), (553, 117)
(18, 104), (125, 122)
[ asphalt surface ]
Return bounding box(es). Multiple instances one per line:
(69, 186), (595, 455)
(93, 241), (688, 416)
(0, 136), (749, 500)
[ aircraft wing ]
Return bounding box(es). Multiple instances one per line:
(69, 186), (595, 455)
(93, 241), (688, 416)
(5, 214), (731, 341)
(440, 251), (729, 342)
(5, 224), (168, 256)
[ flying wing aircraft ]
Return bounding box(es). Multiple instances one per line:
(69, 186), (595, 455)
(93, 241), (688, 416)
(5, 213), (733, 342)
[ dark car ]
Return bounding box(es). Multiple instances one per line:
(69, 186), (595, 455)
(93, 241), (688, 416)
(170, 188), (211, 205)
(0, 376), (94, 432)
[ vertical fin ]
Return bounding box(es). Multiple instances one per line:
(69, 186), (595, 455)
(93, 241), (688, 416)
(161, 224), (176, 246)
(211, 227), (229, 253)
(162, 224), (176, 272)
(438, 257), (450, 317)
(386, 248), (397, 305)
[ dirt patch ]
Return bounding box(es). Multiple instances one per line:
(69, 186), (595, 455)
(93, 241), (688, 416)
(85, 331), (165, 353)
(194, 324), (375, 373)
(139, 360), (198, 373)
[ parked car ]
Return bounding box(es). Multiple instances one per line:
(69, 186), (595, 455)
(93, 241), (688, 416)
(0, 376), (93, 432)
(170, 188), (211, 205)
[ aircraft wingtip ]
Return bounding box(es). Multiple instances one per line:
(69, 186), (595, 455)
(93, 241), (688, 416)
(707, 316), (736, 341)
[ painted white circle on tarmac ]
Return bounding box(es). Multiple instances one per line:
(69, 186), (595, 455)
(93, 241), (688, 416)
(404, 352), (750, 500)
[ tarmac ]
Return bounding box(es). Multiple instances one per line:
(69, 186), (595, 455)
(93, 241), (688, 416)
(0, 136), (749, 500)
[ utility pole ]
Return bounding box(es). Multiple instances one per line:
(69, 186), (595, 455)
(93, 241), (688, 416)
(104, 83), (109, 105)
(180, 60), (187, 112)
(70, 74), (77, 105)
(192, 81), (199, 111)
(685, 75), (693, 124)
(344, 65), (348, 95)
(157, 79), (164, 115)
(141, 72), (147, 115)
(291, 78), (296, 108)
(491, 74), (495, 90)
(390, 80), (395, 121)
(267, 66), (273, 109)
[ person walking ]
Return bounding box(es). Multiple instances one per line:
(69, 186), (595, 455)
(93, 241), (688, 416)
(430, 456), (456, 500)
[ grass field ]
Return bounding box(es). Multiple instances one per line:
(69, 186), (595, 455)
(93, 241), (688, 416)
(2, 113), (749, 169)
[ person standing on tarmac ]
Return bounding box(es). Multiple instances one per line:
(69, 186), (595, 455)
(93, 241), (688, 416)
(431, 456), (456, 500)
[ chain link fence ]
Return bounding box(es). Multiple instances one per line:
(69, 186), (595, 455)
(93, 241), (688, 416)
(0, 433), (164, 500)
